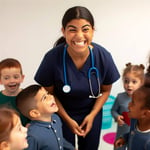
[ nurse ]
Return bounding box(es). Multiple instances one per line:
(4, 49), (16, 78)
(35, 6), (120, 150)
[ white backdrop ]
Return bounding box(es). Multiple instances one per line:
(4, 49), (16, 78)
(0, 0), (150, 96)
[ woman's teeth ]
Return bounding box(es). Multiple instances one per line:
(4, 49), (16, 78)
(75, 41), (84, 46)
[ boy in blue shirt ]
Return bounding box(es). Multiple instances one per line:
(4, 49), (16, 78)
(16, 84), (74, 150)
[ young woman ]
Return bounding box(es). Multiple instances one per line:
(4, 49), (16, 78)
(35, 6), (120, 150)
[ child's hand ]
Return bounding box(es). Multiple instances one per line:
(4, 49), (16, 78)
(114, 137), (126, 148)
(117, 115), (125, 126)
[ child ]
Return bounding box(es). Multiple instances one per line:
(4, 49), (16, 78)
(0, 107), (28, 150)
(0, 58), (29, 126)
(16, 84), (74, 150)
(114, 60), (150, 150)
(111, 63), (145, 150)
(0, 58), (24, 104)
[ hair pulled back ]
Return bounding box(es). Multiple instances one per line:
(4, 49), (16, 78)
(54, 6), (94, 47)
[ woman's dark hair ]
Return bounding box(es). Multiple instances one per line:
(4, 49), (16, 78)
(54, 6), (94, 47)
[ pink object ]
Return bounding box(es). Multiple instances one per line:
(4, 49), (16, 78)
(103, 132), (116, 145)
(122, 112), (130, 126)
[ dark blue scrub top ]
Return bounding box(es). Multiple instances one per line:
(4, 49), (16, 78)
(35, 43), (120, 117)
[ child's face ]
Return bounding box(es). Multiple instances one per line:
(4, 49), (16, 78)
(0, 67), (24, 95)
(123, 72), (143, 96)
(34, 87), (58, 116)
(8, 114), (28, 150)
(128, 91), (145, 119)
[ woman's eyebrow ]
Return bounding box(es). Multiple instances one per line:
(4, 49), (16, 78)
(67, 24), (91, 29)
(67, 25), (76, 28)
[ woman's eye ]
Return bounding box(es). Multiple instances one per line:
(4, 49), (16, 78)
(83, 28), (89, 32)
(69, 29), (76, 32)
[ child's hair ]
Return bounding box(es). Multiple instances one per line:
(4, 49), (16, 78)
(135, 83), (150, 109)
(134, 62), (150, 109)
(140, 56), (150, 109)
(16, 84), (42, 119)
(145, 56), (150, 85)
(54, 6), (94, 47)
(0, 107), (19, 143)
(0, 58), (23, 76)
(122, 62), (145, 81)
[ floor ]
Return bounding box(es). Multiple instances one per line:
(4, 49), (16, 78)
(98, 120), (117, 150)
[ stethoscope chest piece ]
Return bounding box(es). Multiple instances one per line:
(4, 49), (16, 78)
(62, 85), (71, 93)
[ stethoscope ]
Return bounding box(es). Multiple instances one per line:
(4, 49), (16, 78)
(62, 44), (102, 98)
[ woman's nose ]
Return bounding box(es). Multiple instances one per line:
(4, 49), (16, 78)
(76, 30), (84, 38)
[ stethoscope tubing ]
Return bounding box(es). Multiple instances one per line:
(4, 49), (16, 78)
(62, 44), (101, 98)
(63, 45), (68, 85)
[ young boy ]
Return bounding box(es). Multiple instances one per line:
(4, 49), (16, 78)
(0, 58), (24, 104)
(114, 66), (150, 150)
(16, 84), (74, 150)
(0, 58), (28, 126)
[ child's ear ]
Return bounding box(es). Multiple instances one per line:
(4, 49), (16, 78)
(0, 141), (9, 149)
(143, 109), (150, 118)
(146, 110), (150, 117)
(21, 74), (25, 83)
(29, 109), (40, 118)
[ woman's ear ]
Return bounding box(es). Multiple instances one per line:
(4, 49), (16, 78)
(61, 27), (65, 37)
(29, 109), (40, 118)
(0, 141), (9, 149)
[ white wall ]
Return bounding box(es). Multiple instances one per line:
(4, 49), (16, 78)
(0, 0), (150, 96)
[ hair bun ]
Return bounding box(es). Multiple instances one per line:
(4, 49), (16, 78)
(126, 62), (131, 67)
(139, 64), (145, 70)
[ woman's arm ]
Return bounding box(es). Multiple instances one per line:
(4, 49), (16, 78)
(44, 86), (84, 136)
(80, 84), (112, 136)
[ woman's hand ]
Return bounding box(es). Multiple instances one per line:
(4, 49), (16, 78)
(79, 114), (94, 137)
(67, 118), (85, 136)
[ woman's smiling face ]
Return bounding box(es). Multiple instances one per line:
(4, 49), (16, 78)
(62, 19), (94, 55)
